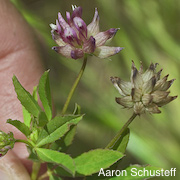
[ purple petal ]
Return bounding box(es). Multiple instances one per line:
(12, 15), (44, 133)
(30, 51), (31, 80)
(66, 11), (71, 24)
(87, 8), (100, 37)
(83, 36), (96, 54)
(58, 12), (69, 30)
(72, 6), (83, 19)
(71, 49), (84, 59)
(51, 31), (66, 46)
(64, 27), (79, 46)
(94, 28), (119, 47)
(56, 19), (61, 34)
(94, 46), (124, 58)
(73, 17), (87, 38)
(52, 45), (74, 58)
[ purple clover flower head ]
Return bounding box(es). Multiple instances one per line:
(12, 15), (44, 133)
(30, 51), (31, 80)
(50, 5), (123, 60)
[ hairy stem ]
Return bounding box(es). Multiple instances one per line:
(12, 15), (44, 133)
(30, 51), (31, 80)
(106, 113), (137, 149)
(15, 139), (34, 147)
(61, 55), (88, 115)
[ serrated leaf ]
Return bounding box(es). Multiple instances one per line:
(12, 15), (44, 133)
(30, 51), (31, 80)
(12, 75), (41, 117)
(112, 128), (130, 153)
(22, 106), (31, 127)
(74, 149), (124, 176)
(7, 119), (31, 137)
(38, 111), (48, 127)
(109, 165), (162, 179)
(38, 70), (52, 121)
(36, 115), (82, 147)
(51, 125), (77, 151)
(36, 148), (75, 176)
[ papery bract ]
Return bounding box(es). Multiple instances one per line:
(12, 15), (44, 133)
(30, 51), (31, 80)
(111, 61), (177, 115)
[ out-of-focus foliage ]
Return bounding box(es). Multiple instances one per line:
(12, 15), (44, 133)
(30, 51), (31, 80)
(11, 0), (180, 179)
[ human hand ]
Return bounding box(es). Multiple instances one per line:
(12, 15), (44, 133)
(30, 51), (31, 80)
(0, 0), (43, 179)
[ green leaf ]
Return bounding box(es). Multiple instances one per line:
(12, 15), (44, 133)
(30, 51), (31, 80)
(38, 70), (52, 121)
(38, 111), (48, 127)
(22, 106), (31, 127)
(49, 175), (62, 180)
(7, 119), (31, 137)
(36, 148), (75, 176)
(74, 149), (124, 176)
(36, 115), (82, 147)
(12, 75), (41, 117)
(51, 125), (77, 152)
(112, 128), (130, 153)
(109, 165), (162, 179)
(48, 163), (73, 178)
(27, 147), (39, 161)
(73, 103), (81, 115)
(32, 86), (38, 101)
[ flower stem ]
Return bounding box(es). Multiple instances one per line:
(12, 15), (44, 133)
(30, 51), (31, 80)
(106, 113), (137, 149)
(61, 55), (88, 115)
(31, 162), (41, 180)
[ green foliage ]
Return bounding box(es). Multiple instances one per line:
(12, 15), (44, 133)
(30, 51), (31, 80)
(22, 106), (31, 128)
(38, 70), (52, 121)
(7, 119), (31, 137)
(12, 75), (41, 117)
(36, 115), (83, 147)
(51, 125), (77, 152)
(36, 148), (75, 176)
(111, 128), (130, 154)
(73, 103), (81, 115)
(7, 1), (180, 179)
(37, 111), (49, 127)
(74, 149), (124, 176)
(49, 175), (62, 180)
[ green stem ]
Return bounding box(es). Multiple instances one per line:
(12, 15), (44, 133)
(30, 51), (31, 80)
(15, 139), (41, 179)
(106, 113), (137, 149)
(15, 139), (34, 147)
(61, 55), (88, 115)
(31, 162), (41, 180)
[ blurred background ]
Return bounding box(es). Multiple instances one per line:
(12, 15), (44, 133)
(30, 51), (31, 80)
(11, 0), (180, 179)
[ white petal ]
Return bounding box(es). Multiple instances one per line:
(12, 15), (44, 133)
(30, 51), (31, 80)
(94, 46), (123, 58)
(87, 8), (100, 37)
(110, 77), (132, 96)
(52, 44), (74, 58)
(94, 28), (119, 47)
(50, 23), (57, 30)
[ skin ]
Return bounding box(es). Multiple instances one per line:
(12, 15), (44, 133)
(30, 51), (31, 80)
(0, 0), (44, 179)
